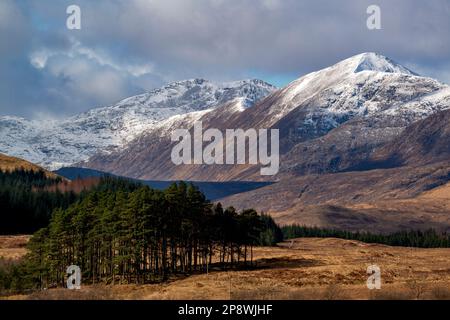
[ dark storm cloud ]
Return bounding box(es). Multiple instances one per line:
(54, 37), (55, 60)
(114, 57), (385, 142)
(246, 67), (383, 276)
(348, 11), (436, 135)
(0, 0), (449, 118)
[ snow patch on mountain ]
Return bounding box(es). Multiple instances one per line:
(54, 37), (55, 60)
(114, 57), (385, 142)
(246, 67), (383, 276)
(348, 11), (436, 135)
(353, 52), (417, 75)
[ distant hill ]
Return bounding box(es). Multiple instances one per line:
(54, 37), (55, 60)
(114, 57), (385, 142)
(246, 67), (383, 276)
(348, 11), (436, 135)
(0, 153), (60, 179)
(54, 167), (274, 201)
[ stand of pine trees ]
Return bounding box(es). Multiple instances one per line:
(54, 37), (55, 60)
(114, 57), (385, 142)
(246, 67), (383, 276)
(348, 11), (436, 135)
(282, 225), (450, 248)
(24, 182), (278, 288)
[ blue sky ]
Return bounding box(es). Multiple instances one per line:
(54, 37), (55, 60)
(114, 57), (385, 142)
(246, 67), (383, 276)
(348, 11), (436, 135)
(1, 0), (449, 119)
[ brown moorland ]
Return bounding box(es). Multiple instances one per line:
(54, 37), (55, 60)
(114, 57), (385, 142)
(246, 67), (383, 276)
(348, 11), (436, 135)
(2, 236), (449, 300)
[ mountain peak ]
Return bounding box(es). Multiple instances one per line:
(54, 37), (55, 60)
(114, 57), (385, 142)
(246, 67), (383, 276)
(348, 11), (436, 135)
(349, 52), (417, 75)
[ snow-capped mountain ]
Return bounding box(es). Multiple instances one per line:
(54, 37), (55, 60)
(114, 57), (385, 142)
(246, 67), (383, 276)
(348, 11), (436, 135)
(0, 79), (275, 169)
(83, 53), (450, 181)
(245, 52), (448, 132)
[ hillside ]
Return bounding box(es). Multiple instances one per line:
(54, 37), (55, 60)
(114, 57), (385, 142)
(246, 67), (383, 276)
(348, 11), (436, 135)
(2, 53), (450, 235)
(366, 108), (450, 168)
(216, 108), (450, 231)
(0, 153), (59, 179)
(219, 161), (450, 233)
(73, 54), (450, 234)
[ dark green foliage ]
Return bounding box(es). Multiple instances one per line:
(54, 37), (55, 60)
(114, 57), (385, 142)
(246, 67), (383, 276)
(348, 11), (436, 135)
(1, 171), (280, 292)
(89, 175), (142, 193)
(257, 213), (284, 246)
(282, 225), (450, 248)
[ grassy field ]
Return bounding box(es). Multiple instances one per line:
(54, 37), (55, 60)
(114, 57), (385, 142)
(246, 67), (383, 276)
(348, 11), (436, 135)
(1, 235), (449, 300)
(0, 235), (30, 260)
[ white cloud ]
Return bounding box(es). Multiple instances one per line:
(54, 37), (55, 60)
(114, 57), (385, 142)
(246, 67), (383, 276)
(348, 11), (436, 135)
(30, 50), (54, 69)
(30, 38), (156, 77)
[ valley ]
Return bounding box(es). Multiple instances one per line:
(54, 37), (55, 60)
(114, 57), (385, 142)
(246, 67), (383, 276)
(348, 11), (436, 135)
(54, 166), (274, 200)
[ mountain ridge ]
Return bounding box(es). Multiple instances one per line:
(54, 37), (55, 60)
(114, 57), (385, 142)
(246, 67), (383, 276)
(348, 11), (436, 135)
(82, 52), (450, 181)
(0, 79), (275, 170)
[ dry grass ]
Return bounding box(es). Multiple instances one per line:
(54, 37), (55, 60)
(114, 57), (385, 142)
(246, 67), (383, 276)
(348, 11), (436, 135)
(0, 235), (30, 260)
(429, 285), (450, 300)
(27, 286), (116, 300)
(369, 288), (415, 300)
(421, 182), (450, 200)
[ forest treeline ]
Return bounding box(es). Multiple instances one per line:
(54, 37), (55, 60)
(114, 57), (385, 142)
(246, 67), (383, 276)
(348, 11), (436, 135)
(282, 225), (450, 248)
(1, 179), (282, 292)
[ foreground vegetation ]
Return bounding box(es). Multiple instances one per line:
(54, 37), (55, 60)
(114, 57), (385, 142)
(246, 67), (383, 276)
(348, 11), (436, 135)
(2, 237), (450, 300)
(282, 225), (450, 248)
(0, 174), (282, 294)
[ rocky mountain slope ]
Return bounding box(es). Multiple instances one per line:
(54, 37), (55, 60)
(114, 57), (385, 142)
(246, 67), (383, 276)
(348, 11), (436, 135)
(219, 109), (450, 231)
(83, 53), (450, 181)
(0, 79), (275, 170)
(366, 108), (450, 168)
